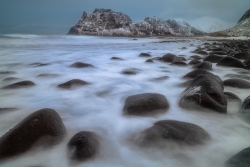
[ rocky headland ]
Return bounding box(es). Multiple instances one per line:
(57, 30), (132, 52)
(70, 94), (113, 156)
(68, 8), (204, 37)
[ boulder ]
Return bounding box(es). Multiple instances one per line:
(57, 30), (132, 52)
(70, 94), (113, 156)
(224, 74), (250, 81)
(217, 56), (245, 68)
(70, 62), (94, 68)
(170, 62), (187, 66)
(224, 92), (242, 103)
(145, 59), (154, 63)
(139, 53), (151, 57)
(138, 120), (210, 146)
(111, 57), (123, 60)
(123, 93), (169, 116)
(209, 51), (227, 55)
(121, 68), (139, 75)
(58, 79), (90, 89)
(224, 79), (250, 88)
(243, 58), (250, 66)
(203, 54), (224, 63)
(233, 52), (250, 60)
(36, 73), (60, 78)
(225, 147), (250, 167)
(239, 95), (250, 113)
(68, 131), (99, 161)
(192, 61), (212, 70)
(182, 69), (213, 79)
(150, 76), (169, 82)
(188, 59), (201, 65)
(2, 81), (35, 89)
(179, 73), (227, 113)
(0, 108), (66, 160)
(190, 55), (202, 60)
(161, 53), (178, 62)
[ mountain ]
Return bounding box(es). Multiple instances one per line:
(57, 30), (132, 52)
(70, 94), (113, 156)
(210, 9), (250, 37)
(187, 16), (235, 33)
(68, 8), (204, 37)
(238, 9), (250, 24)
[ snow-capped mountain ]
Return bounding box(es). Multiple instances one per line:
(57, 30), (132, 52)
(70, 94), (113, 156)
(210, 9), (250, 37)
(68, 8), (204, 37)
(187, 16), (235, 33)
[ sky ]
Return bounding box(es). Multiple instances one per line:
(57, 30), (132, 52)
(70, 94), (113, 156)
(0, 0), (249, 34)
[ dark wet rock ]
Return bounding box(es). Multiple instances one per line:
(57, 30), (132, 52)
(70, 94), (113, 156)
(217, 56), (245, 68)
(183, 69), (213, 79)
(224, 74), (250, 81)
(138, 120), (210, 147)
(29, 63), (50, 67)
(246, 65), (250, 70)
(233, 52), (250, 60)
(209, 51), (227, 55)
(243, 57), (250, 66)
(0, 71), (16, 75)
(2, 81), (35, 89)
(145, 59), (154, 63)
(139, 53), (151, 57)
(188, 59), (201, 65)
(111, 57), (123, 60)
(123, 93), (169, 116)
(190, 55), (202, 60)
(224, 92), (242, 103)
(68, 131), (99, 161)
(179, 73), (227, 113)
(176, 57), (187, 61)
(192, 61), (212, 70)
(170, 62), (187, 66)
(121, 68), (139, 75)
(225, 147), (250, 167)
(193, 50), (208, 55)
(211, 47), (228, 52)
(150, 76), (169, 82)
(0, 108), (66, 160)
(58, 79), (90, 89)
(36, 73), (60, 78)
(70, 62), (94, 68)
(161, 53), (178, 62)
(239, 95), (250, 114)
(224, 79), (250, 88)
(2, 77), (19, 82)
(203, 54), (224, 63)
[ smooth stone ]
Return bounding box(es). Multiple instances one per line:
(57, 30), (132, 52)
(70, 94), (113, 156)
(0, 108), (66, 160)
(58, 79), (90, 89)
(2, 81), (35, 89)
(123, 93), (169, 116)
(224, 79), (250, 88)
(68, 131), (99, 161)
(70, 62), (94, 68)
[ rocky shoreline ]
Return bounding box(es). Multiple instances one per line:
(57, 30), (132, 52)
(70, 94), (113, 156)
(0, 37), (250, 166)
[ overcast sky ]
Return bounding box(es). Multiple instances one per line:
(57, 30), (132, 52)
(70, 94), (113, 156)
(0, 0), (249, 34)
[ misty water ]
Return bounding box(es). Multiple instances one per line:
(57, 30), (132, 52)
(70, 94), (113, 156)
(0, 34), (250, 167)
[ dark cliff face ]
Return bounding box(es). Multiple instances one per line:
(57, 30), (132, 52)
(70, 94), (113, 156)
(238, 9), (250, 24)
(68, 8), (204, 37)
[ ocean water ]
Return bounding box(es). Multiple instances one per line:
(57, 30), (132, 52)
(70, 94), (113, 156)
(0, 34), (249, 167)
